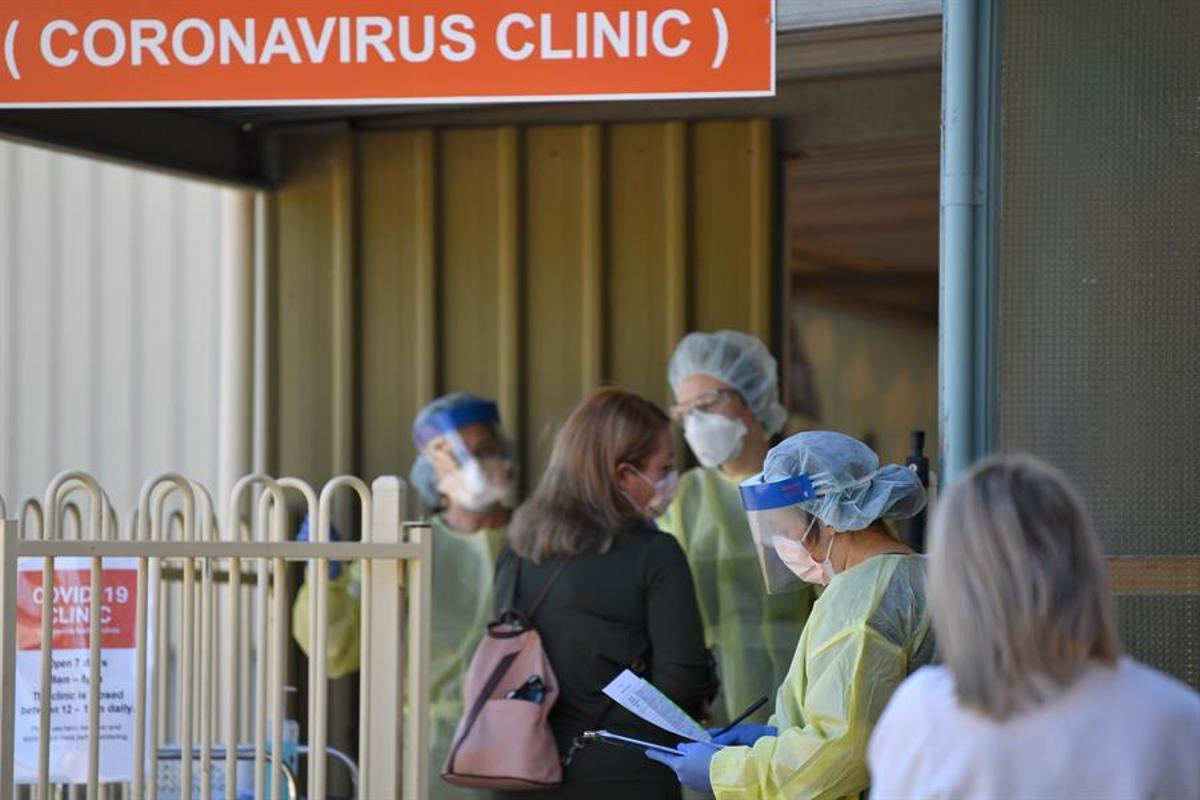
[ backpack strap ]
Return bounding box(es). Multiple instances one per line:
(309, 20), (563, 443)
(525, 558), (571, 619)
(494, 555), (570, 632)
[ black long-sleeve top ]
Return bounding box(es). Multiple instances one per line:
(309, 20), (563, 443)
(490, 522), (715, 800)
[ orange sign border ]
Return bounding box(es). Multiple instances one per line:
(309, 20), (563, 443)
(0, 1), (777, 107)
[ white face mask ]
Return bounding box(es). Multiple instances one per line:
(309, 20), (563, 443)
(438, 457), (512, 512)
(631, 468), (680, 519)
(683, 411), (749, 468)
(772, 517), (837, 586)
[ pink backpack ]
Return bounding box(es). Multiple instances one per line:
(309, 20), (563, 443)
(442, 558), (569, 790)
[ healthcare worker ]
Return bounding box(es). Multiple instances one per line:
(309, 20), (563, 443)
(293, 392), (514, 800)
(659, 330), (815, 725)
(647, 431), (932, 800)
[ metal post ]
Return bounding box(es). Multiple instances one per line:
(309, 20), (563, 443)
(217, 189), (256, 536)
(403, 521), (432, 800)
(311, 477), (372, 800)
(940, 0), (1000, 483)
(365, 478), (405, 799)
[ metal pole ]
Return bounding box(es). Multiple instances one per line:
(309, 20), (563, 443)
(217, 189), (255, 535)
(940, 0), (980, 484)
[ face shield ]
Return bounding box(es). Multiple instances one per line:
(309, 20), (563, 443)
(739, 473), (819, 594)
(414, 400), (514, 511)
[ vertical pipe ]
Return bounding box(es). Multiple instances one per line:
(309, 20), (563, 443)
(198, 514), (214, 800)
(939, 0), (979, 484)
(312, 478), (371, 800)
(86, 497), (105, 800)
(364, 478), (404, 799)
(37, 557), (54, 798)
(180, 551), (195, 799)
(311, 537), (329, 800)
(306, 527), (318, 798)
(238, 546), (252, 739)
(217, 190), (255, 533)
(151, 554), (168, 799)
(403, 523), (432, 800)
(131, 510), (148, 800)
(269, 558), (285, 800)
(224, 527), (242, 800)
(253, 523), (269, 799)
(272, 484), (319, 799)
(358, 551), (372, 800)
(86, 553), (101, 800)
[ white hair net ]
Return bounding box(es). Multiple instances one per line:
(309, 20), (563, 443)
(668, 330), (788, 435)
(408, 392), (514, 510)
(762, 431), (926, 531)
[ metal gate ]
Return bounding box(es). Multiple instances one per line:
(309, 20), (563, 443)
(0, 471), (432, 799)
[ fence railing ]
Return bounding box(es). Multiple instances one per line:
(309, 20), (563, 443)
(0, 471), (432, 800)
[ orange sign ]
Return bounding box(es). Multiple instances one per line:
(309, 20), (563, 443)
(0, 1), (774, 107)
(16, 567), (138, 650)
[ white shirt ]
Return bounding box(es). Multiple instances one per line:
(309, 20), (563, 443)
(868, 658), (1200, 800)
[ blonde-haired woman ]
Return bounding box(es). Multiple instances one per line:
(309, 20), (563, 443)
(868, 455), (1200, 799)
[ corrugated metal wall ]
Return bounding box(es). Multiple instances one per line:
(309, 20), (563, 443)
(0, 139), (224, 516)
(266, 121), (775, 490)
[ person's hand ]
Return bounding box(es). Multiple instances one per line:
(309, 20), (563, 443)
(645, 742), (720, 792)
(297, 518), (343, 580)
(709, 724), (777, 746)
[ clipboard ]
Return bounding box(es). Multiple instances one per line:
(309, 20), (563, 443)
(580, 730), (687, 757)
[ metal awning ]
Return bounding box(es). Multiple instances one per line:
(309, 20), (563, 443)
(0, 3), (939, 185)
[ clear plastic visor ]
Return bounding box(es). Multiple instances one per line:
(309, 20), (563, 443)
(747, 505), (820, 594)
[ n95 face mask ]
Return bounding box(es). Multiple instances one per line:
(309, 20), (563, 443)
(684, 411), (749, 468)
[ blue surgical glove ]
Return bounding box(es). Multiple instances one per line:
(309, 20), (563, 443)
(645, 742), (719, 793)
(296, 517), (343, 580)
(709, 723), (777, 746)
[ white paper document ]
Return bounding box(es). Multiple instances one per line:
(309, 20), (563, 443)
(602, 670), (711, 742)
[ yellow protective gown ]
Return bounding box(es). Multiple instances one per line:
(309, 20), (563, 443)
(293, 560), (363, 678)
(710, 554), (933, 800)
(292, 515), (505, 799)
(659, 467), (816, 725)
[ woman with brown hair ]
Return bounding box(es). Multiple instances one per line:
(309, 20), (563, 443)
(492, 387), (715, 800)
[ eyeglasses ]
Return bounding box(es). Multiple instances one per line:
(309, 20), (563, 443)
(670, 388), (743, 422)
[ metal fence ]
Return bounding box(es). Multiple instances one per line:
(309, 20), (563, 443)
(0, 471), (432, 799)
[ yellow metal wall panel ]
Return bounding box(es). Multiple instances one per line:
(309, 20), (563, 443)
(438, 128), (522, 427)
(691, 120), (774, 342)
(274, 118), (774, 493)
(357, 131), (437, 485)
(274, 132), (346, 486)
(606, 123), (689, 408)
(522, 125), (603, 478)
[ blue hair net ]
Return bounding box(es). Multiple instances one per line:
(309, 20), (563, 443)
(762, 431), (926, 531)
(668, 330), (788, 435)
(409, 393), (513, 510)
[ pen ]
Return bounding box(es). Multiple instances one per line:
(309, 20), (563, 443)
(710, 695), (770, 739)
